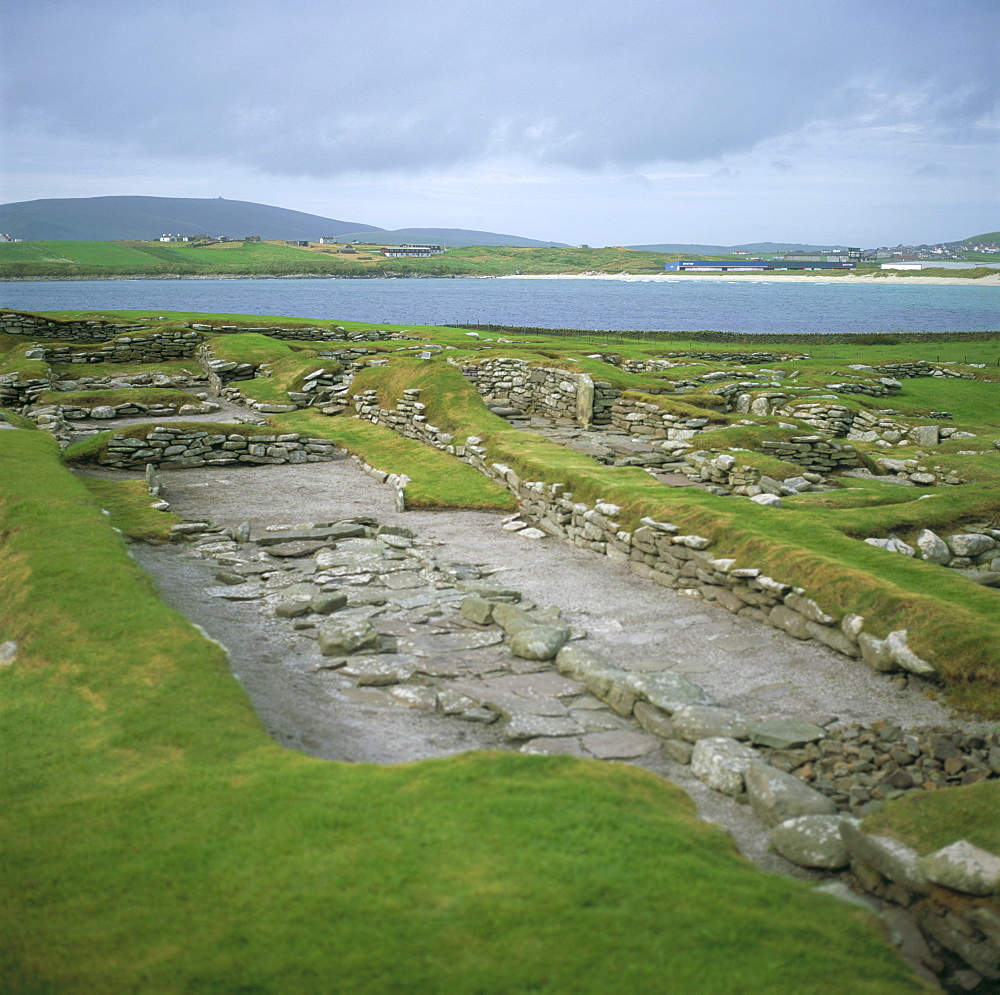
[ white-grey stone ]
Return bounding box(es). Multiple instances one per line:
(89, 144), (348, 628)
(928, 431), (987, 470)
(0, 640), (17, 665)
(918, 840), (1000, 896)
(670, 704), (748, 742)
(690, 737), (759, 795)
(341, 654), (418, 687)
(745, 761), (838, 827)
(840, 819), (929, 894)
(947, 533), (995, 558)
(885, 629), (935, 675)
(623, 671), (719, 714)
(509, 625), (570, 661)
(916, 528), (950, 564)
(770, 815), (849, 869)
(316, 618), (381, 657)
(750, 493), (783, 507)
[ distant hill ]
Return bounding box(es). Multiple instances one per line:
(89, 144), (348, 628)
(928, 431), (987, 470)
(951, 232), (1000, 245)
(336, 228), (569, 248)
(625, 241), (849, 254)
(0, 196), (384, 242)
(0, 196), (569, 247)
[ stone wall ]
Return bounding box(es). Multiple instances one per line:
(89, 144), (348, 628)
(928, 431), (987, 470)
(186, 321), (407, 343)
(32, 329), (204, 365)
(452, 357), (603, 424)
(44, 398), (220, 421)
(867, 528), (1000, 574)
(873, 361), (976, 380)
(0, 311), (410, 345)
(608, 397), (715, 439)
(351, 385), (934, 680)
(0, 372), (49, 408)
(625, 351), (809, 366)
(0, 311), (148, 342)
(97, 428), (342, 469)
(755, 436), (861, 473)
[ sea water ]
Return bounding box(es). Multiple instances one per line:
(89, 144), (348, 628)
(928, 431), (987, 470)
(1, 276), (996, 335)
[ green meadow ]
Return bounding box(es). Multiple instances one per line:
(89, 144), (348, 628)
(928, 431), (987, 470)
(4, 306), (999, 990)
(1, 239), (995, 279)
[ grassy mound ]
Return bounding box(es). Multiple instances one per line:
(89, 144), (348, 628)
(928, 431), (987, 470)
(0, 428), (926, 992)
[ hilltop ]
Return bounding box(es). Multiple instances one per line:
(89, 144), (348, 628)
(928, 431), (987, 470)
(0, 196), (567, 247)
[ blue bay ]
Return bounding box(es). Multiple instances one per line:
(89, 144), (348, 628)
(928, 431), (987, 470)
(1, 276), (996, 335)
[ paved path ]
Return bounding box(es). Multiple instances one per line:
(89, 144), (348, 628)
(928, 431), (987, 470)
(108, 455), (950, 878)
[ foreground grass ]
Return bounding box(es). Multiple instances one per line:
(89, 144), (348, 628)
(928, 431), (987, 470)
(0, 429), (925, 992)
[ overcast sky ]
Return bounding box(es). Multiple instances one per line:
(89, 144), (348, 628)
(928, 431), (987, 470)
(2, 0), (997, 246)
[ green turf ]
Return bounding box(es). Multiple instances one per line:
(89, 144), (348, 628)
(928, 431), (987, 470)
(1, 428), (927, 992)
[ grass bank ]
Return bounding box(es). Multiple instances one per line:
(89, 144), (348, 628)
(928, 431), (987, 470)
(0, 428), (926, 992)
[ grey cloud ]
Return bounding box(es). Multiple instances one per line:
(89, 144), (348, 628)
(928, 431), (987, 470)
(4, 0), (998, 178)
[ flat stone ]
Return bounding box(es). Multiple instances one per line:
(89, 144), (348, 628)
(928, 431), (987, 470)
(690, 737), (760, 795)
(397, 630), (505, 655)
(745, 761), (837, 827)
(310, 591), (348, 615)
(316, 618), (382, 657)
(205, 585), (263, 600)
(770, 815), (849, 869)
(839, 819), (929, 894)
(387, 686), (438, 710)
(503, 713), (585, 741)
(748, 719), (826, 749)
(918, 840), (1000, 896)
(381, 571), (424, 590)
(455, 580), (521, 602)
(520, 737), (588, 757)
(483, 672), (584, 699)
(670, 705), (748, 742)
(623, 671), (719, 714)
(264, 540), (331, 558)
(274, 600), (310, 618)
(341, 654), (418, 686)
(581, 729), (660, 760)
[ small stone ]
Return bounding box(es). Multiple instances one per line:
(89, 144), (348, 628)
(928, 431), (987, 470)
(460, 595), (495, 625)
(0, 640), (17, 665)
(317, 618), (381, 657)
(310, 592), (348, 615)
(274, 600), (310, 618)
(509, 625), (569, 661)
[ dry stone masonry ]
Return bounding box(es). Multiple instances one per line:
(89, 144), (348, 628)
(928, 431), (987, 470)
(97, 427), (343, 469)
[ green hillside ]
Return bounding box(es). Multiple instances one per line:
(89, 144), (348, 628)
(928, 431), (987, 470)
(0, 195), (381, 242)
(0, 240), (691, 278)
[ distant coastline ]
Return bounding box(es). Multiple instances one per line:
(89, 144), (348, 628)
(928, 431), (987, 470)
(501, 271), (1000, 287)
(1, 271), (997, 286)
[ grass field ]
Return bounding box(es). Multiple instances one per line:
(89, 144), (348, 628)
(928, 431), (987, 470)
(2, 307), (998, 989)
(1, 239), (996, 279)
(0, 430), (927, 993)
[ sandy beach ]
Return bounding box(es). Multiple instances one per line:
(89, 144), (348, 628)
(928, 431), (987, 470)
(500, 271), (1000, 287)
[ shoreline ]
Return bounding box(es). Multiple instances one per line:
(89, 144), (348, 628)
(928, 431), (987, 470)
(1, 271), (997, 286)
(500, 271), (1000, 287)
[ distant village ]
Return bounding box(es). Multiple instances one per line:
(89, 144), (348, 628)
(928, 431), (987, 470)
(155, 234), (446, 258)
